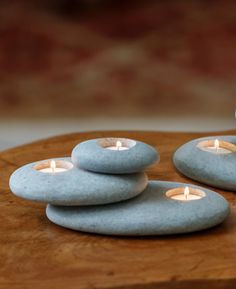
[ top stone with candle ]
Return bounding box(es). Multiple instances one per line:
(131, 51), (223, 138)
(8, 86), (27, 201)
(72, 137), (159, 174)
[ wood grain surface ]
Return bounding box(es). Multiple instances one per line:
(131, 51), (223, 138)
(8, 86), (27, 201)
(0, 130), (236, 289)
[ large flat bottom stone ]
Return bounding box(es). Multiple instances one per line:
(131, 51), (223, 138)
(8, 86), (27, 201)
(46, 181), (229, 235)
(173, 136), (236, 191)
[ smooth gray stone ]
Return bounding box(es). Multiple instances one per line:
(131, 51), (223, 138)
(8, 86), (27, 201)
(9, 157), (148, 206)
(46, 181), (229, 235)
(173, 136), (236, 191)
(71, 138), (159, 174)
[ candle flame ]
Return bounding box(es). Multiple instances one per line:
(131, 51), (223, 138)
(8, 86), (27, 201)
(214, 139), (220, 150)
(116, 140), (122, 150)
(184, 186), (189, 200)
(50, 160), (56, 173)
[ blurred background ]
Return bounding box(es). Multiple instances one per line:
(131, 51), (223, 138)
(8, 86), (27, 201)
(0, 0), (236, 150)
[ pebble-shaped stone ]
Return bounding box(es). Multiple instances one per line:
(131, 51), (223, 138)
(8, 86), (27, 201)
(71, 138), (159, 174)
(46, 181), (229, 235)
(173, 136), (236, 191)
(9, 157), (148, 206)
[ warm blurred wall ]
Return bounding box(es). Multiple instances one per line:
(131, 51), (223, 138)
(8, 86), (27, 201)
(0, 0), (235, 119)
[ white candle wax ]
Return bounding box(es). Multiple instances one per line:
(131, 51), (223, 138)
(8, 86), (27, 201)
(106, 140), (129, 151)
(170, 193), (202, 201)
(106, 146), (129, 151)
(200, 146), (232, 154)
(39, 167), (67, 173)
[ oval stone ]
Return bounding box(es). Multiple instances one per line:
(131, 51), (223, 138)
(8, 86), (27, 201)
(173, 136), (236, 191)
(71, 138), (159, 174)
(46, 181), (229, 235)
(9, 157), (148, 206)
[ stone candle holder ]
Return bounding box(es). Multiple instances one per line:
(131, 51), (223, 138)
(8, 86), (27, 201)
(9, 137), (230, 236)
(9, 157), (148, 206)
(173, 136), (236, 191)
(9, 137), (159, 206)
(46, 181), (229, 236)
(72, 137), (159, 174)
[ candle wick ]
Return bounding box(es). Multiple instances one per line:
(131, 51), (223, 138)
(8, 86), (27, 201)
(215, 139), (220, 153)
(50, 160), (56, 173)
(184, 186), (189, 200)
(116, 141), (122, 151)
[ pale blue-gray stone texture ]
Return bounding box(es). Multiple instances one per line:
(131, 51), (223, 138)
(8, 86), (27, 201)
(173, 136), (236, 191)
(71, 138), (159, 174)
(9, 157), (148, 206)
(46, 181), (229, 235)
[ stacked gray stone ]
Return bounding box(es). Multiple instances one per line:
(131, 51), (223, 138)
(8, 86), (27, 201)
(10, 138), (158, 205)
(9, 137), (230, 235)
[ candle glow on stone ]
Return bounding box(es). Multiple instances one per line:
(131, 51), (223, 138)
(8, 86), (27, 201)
(166, 186), (205, 201)
(197, 139), (234, 154)
(97, 138), (136, 151)
(106, 140), (129, 151)
(36, 160), (69, 173)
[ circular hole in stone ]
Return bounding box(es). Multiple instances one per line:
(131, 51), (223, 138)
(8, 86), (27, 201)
(34, 160), (73, 173)
(166, 187), (206, 201)
(197, 139), (235, 154)
(97, 138), (136, 151)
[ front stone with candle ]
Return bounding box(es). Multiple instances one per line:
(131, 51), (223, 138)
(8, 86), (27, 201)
(46, 181), (229, 235)
(173, 136), (236, 191)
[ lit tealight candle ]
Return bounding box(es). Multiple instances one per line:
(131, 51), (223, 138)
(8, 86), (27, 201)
(106, 140), (129, 151)
(166, 186), (205, 201)
(38, 160), (68, 173)
(197, 139), (235, 154)
(205, 139), (230, 154)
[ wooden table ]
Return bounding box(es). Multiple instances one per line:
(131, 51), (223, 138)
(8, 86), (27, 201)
(1, 131), (236, 289)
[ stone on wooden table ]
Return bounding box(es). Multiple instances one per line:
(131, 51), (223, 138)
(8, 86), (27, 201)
(46, 181), (229, 235)
(173, 136), (236, 191)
